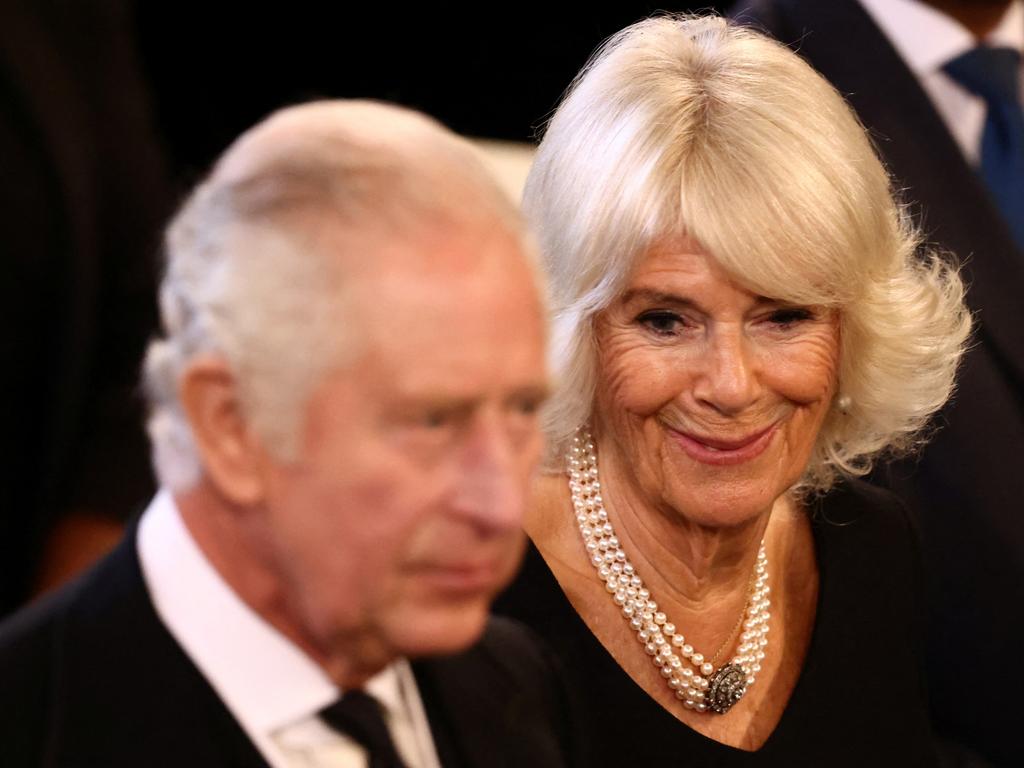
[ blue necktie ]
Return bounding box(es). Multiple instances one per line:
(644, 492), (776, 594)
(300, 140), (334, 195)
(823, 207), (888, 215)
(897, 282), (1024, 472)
(944, 46), (1024, 249)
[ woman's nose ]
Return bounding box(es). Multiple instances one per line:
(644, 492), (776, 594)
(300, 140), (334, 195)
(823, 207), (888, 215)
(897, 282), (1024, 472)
(692, 327), (761, 415)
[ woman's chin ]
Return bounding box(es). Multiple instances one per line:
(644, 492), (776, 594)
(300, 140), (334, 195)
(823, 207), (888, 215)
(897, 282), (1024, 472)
(661, 479), (783, 530)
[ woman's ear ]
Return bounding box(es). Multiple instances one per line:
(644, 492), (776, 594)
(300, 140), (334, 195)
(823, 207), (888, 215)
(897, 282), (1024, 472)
(179, 357), (266, 506)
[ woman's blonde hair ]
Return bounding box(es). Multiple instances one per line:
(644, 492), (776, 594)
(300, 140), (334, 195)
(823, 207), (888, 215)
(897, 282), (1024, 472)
(526, 14), (971, 492)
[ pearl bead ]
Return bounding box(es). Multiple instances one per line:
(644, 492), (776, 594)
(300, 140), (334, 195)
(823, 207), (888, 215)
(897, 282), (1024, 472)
(691, 653), (704, 666)
(701, 662), (713, 676)
(681, 644), (693, 658)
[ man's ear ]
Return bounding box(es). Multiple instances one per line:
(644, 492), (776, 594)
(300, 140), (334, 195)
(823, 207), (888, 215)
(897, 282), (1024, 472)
(179, 357), (266, 506)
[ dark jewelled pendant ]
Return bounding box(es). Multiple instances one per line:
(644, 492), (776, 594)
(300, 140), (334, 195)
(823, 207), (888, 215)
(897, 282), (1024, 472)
(707, 663), (748, 714)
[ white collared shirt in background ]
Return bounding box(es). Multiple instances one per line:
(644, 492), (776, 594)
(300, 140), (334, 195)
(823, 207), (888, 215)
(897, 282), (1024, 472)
(858, 0), (1024, 165)
(138, 491), (442, 768)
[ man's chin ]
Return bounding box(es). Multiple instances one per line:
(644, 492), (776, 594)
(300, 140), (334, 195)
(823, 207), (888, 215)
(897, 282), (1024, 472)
(387, 601), (492, 659)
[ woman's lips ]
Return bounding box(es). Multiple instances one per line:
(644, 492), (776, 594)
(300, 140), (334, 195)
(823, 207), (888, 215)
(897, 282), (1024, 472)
(666, 423), (778, 466)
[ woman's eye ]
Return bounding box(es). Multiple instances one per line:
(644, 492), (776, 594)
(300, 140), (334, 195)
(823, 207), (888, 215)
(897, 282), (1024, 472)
(767, 307), (813, 327)
(637, 310), (685, 336)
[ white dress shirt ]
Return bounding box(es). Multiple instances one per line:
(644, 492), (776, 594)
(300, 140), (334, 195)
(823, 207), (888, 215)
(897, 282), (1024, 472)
(857, 0), (1024, 165)
(137, 491), (442, 768)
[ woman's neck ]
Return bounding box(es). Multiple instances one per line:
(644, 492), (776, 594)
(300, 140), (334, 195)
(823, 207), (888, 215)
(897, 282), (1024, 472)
(591, 437), (786, 656)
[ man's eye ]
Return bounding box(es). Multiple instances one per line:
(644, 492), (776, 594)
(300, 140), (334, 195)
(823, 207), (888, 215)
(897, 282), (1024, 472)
(637, 310), (685, 336)
(422, 409), (451, 429)
(767, 307), (813, 327)
(511, 397), (542, 417)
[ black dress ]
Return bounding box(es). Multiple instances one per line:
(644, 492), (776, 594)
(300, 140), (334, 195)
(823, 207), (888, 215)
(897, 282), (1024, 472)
(495, 479), (939, 766)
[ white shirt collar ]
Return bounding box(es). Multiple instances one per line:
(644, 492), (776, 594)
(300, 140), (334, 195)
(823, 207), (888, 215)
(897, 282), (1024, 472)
(137, 490), (339, 737)
(858, 0), (1024, 76)
(136, 492), (424, 751)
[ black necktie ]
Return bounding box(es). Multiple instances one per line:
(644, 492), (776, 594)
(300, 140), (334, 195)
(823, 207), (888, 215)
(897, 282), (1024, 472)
(319, 690), (410, 768)
(944, 46), (1024, 249)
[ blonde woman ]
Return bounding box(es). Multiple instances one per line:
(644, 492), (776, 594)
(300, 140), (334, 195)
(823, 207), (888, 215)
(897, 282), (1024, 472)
(498, 15), (970, 765)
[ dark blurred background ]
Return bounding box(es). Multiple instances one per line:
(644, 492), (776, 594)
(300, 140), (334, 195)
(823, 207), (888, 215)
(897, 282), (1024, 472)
(139, 3), (730, 176)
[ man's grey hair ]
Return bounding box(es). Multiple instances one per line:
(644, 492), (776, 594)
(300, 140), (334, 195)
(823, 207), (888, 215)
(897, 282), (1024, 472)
(144, 100), (531, 491)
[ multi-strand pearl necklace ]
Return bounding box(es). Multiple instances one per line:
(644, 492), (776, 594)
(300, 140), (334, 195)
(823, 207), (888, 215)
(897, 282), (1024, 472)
(567, 429), (771, 714)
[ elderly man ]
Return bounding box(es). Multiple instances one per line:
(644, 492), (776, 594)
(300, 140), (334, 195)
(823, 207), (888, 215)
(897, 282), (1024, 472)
(0, 100), (570, 767)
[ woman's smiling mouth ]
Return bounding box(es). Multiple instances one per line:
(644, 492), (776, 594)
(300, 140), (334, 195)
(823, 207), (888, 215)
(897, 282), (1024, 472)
(664, 422), (778, 466)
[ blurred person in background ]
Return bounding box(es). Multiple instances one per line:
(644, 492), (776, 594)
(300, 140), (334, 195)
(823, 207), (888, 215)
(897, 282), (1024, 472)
(0, 0), (169, 613)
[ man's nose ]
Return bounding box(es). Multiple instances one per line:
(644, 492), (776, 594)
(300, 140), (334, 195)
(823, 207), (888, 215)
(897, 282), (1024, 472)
(692, 327), (761, 416)
(452, 416), (529, 534)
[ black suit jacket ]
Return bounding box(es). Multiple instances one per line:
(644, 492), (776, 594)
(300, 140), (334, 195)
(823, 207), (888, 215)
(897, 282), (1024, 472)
(731, 2), (1024, 765)
(0, 530), (577, 767)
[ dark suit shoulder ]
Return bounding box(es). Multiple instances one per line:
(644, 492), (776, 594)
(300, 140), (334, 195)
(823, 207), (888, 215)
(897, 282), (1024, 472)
(810, 475), (916, 531)
(0, 531), (270, 768)
(458, 614), (560, 679)
(0, 578), (82, 766)
(413, 616), (578, 767)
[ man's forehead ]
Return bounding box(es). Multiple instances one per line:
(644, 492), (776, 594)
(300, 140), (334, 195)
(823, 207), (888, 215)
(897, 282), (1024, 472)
(341, 228), (541, 353)
(328, 214), (525, 279)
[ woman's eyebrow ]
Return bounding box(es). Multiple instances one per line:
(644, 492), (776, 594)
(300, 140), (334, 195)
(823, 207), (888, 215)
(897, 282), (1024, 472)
(620, 288), (791, 311)
(619, 287), (702, 310)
